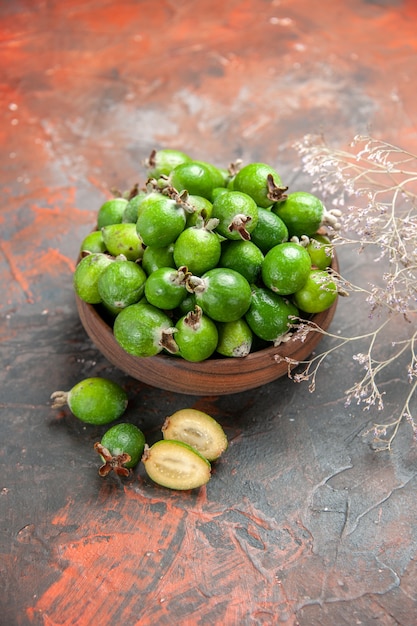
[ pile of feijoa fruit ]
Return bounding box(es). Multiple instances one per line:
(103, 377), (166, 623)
(74, 148), (340, 362)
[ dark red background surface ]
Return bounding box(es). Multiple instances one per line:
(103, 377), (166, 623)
(2, 1), (417, 624)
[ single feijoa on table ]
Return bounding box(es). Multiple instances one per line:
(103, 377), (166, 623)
(50, 377), (128, 425)
(94, 423), (146, 477)
(162, 408), (228, 461)
(142, 439), (211, 490)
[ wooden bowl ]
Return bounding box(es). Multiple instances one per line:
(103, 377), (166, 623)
(75, 257), (338, 395)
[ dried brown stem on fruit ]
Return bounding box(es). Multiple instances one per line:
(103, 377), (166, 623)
(159, 328), (179, 354)
(266, 174), (288, 203)
(228, 213), (252, 240)
(50, 391), (68, 408)
(184, 305), (203, 328)
(94, 442), (131, 478)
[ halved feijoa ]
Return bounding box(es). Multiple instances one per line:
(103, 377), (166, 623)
(162, 408), (228, 461)
(142, 440), (211, 490)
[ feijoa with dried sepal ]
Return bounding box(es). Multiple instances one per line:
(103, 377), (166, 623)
(50, 377), (128, 425)
(174, 305), (218, 362)
(162, 408), (228, 461)
(142, 439), (211, 490)
(232, 162), (287, 208)
(145, 148), (192, 178)
(113, 301), (177, 357)
(94, 423), (146, 477)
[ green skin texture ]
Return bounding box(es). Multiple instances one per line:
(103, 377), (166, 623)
(144, 267), (188, 310)
(195, 268), (252, 322)
(245, 286), (299, 342)
(122, 192), (147, 223)
(169, 161), (221, 201)
(262, 242), (312, 296)
(219, 240), (264, 284)
(173, 227), (222, 276)
(97, 260), (147, 310)
(113, 302), (174, 357)
(216, 318), (253, 358)
(232, 163), (283, 208)
(146, 149), (192, 178)
(175, 311), (219, 362)
(97, 198), (128, 229)
(142, 244), (175, 275)
(211, 191), (259, 240)
(273, 191), (324, 238)
(101, 423), (146, 468)
(136, 196), (186, 248)
(80, 230), (106, 254)
(306, 235), (333, 270)
(293, 270), (338, 313)
(250, 208), (288, 253)
(73, 253), (113, 304)
(68, 378), (128, 425)
(101, 223), (145, 261)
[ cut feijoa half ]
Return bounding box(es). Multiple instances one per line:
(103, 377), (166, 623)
(142, 439), (211, 490)
(162, 408), (228, 461)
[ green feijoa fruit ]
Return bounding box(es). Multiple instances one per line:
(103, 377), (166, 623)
(177, 292), (196, 316)
(50, 377), (128, 425)
(193, 160), (226, 191)
(101, 223), (145, 261)
(173, 223), (222, 276)
(80, 230), (106, 255)
(191, 267), (252, 322)
(122, 190), (147, 223)
(250, 207), (288, 253)
(162, 408), (228, 461)
(306, 234), (333, 269)
(175, 306), (218, 362)
(216, 318), (253, 358)
(142, 440), (211, 490)
(245, 285), (299, 342)
(211, 191), (258, 241)
(145, 148), (192, 178)
(144, 266), (189, 310)
(98, 259), (147, 311)
(293, 269), (338, 313)
(113, 302), (177, 357)
(73, 253), (113, 304)
(262, 242), (311, 295)
(273, 191), (325, 238)
(97, 197), (128, 229)
(232, 162), (287, 208)
(169, 161), (218, 201)
(219, 240), (264, 284)
(185, 195), (213, 227)
(142, 244), (175, 275)
(211, 187), (230, 201)
(136, 194), (186, 248)
(95, 423), (146, 476)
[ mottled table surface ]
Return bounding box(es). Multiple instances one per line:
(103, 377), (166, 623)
(2, 1), (417, 624)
